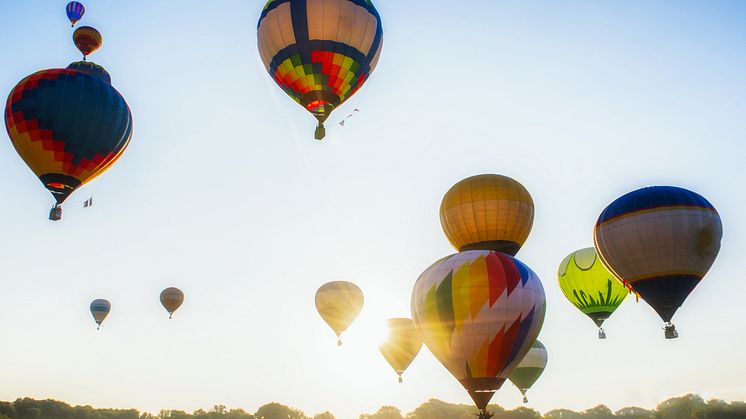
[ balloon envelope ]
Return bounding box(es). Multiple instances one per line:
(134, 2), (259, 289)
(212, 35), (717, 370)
(67, 61), (112, 84)
(73, 26), (102, 57)
(4, 68), (132, 214)
(90, 299), (111, 327)
(315, 281), (364, 344)
(594, 186), (722, 328)
(411, 250), (546, 410)
(378, 318), (423, 382)
(508, 340), (547, 401)
(257, 0), (383, 139)
(66, 2), (85, 26)
(558, 248), (628, 334)
(160, 287), (184, 318)
(440, 175), (534, 256)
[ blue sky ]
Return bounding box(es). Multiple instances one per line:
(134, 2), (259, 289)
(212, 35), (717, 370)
(0, 1), (745, 418)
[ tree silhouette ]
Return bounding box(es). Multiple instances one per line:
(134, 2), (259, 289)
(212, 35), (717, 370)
(254, 403), (308, 419)
(359, 406), (404, 419)
(0, 394), (745, 418)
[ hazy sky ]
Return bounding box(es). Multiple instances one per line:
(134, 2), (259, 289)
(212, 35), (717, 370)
(1, 1), (745, 418)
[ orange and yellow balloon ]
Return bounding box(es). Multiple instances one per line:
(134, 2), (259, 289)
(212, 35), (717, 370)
(315, 281), (364, 346)
(440, 174), (534, 256)
(73, 26), (102, 60)
(378, 318), (423, 383)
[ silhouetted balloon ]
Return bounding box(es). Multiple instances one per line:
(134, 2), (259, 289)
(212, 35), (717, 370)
(315, 281), (364, 346)
(5, 66), (132, 220)
(558, 248), (628, 339)
(508, 340), (547, 403)
(90, 299), (111, 330)
(440, 175), (534, 256)
(160, 287), (184, 319)
(411, 251), (545, 415)
(73, 26), (102, 59)
(257, 0), (383, 140)
(66, 2), (85, 27)
(379, 318), (423, 383)
(594, 186), (722, 339)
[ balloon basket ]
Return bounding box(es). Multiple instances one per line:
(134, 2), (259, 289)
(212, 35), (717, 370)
(478, 410), (493, 419)
(523, 395), (528, 403)
(49, 205), (62, 221)
(598, 328), (607, 339)
(664, 323), (678, 339)
(314, 124), (326, 140)
(398, 376), (403, 384)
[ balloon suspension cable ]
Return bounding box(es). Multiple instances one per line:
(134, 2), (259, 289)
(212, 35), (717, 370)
(333, 77), (372, 130)
(49, 204), (62, 221)
(664, 322), (679, 339)
(598, 327), (607, 340)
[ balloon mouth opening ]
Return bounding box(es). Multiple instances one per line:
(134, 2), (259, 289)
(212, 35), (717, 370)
(458, 240), (521, 256)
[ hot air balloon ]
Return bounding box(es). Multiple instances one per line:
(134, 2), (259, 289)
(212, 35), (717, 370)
(315, 281), (364, 346)
(440, 175), (534, 256)
(594, 186), (722, 339)
(90, 299), (111, 330)
(378, 318), (423, 383)
(508, 340), (547, 403)
(67, 61), (112, 84)
(66, 2), (85, 27)
(160, 287), (184, 319)
(73, 26), (102, 60)
(411, 251), (546, 419)
(257, 0), (383, 140)
(558, 248), (629, 339)
(4, 64), (133, 220)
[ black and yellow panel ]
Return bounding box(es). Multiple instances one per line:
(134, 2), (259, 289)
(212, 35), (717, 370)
(257, 0), (383, 129)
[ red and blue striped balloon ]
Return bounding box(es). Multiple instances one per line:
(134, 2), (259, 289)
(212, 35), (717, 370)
(66, 2), (85, 27)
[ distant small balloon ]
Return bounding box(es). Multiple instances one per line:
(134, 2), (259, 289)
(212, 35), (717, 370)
(378, 318), (423, 383)
(66, 2), (85, 27)
(508, 340), (548, 404)
(90, 299), (111, 330)
(160, 287), (184, 319)
(73, 26), (102, 60)
(315, 281), (364, 346)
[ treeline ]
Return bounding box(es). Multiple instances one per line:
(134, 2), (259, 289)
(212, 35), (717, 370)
(1, 394), (745, 419)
